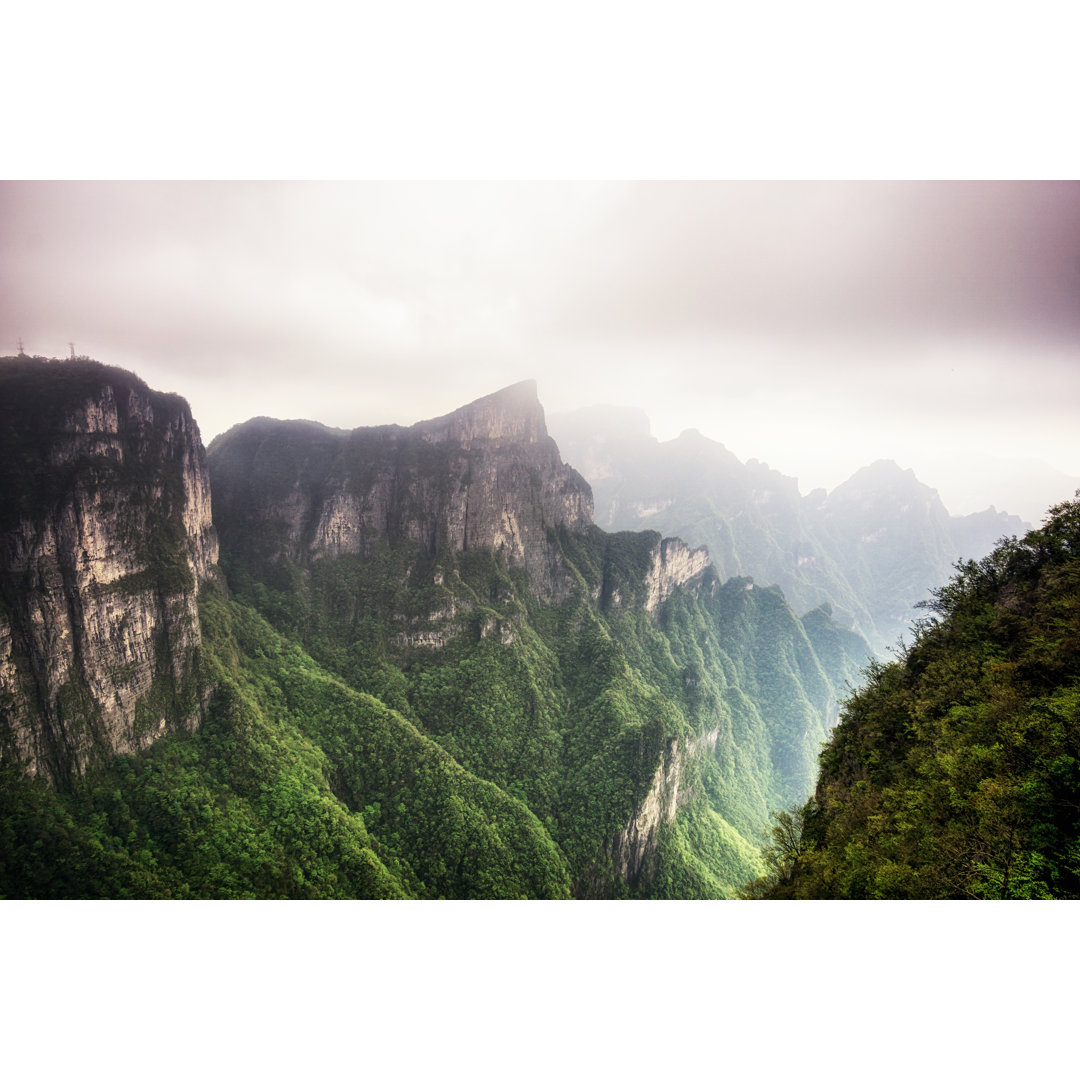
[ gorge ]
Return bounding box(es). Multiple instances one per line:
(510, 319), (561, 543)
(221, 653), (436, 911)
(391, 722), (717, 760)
(4, 354), (1057, 900)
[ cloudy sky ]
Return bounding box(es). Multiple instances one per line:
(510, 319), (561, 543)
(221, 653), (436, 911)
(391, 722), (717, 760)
(3, 180), (1079, 519)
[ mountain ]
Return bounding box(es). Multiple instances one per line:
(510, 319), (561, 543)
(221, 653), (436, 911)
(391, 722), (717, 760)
(819, 459), (958, 648)
(548, 406), (874, 633)
(747, 496), (1080, 899)
(549, 406), (1027, 653)
(208, 380), (593, 603)
(206, 381), (870, 896)
(0, 360), (867, 899)
(0, 357), (218, 788)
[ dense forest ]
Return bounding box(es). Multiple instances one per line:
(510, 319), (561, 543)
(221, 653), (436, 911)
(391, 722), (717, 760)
(0, 359), (868, 899)
(0, 532), (863, 900)
(746, 497), (1080, 899)
(8, 357), (1071, 901)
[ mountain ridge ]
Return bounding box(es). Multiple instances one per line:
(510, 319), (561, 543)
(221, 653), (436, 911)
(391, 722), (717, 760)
(549, 405), (1027, 652)
(1, 358), (867, 898)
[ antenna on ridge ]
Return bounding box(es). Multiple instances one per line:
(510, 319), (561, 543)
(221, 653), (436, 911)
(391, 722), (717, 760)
(69, 342), (76, 359)
(17, 337), (25, 356)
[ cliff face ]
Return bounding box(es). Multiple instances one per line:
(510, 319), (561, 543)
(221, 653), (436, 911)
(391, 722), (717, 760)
(601, 728), (718, 884)
(0, 358), (218, 787)
(208, 380), (593, 598)
(643, 537), (710, 614)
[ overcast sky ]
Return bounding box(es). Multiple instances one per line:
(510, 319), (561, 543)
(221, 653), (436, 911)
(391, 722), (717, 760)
(3, 180), (1079, 519)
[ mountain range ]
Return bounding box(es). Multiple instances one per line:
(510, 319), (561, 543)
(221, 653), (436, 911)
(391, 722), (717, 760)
(0, 355), (1052, 899)
(549, 405), (1027, 654)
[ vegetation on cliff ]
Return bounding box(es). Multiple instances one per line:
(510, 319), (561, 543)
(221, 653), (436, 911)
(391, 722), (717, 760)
(550, 408), (1026, 654)
(0, 361), (868, 899)
(207, 475), (865, 898)
(1, 546), (860, 899)
(746, 497), (1080, 899)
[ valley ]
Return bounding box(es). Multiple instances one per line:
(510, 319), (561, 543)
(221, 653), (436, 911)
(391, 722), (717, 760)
(4, 355), (1067, 900)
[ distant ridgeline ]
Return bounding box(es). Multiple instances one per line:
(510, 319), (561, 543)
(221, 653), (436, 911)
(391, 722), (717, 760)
(746, 497), (1080, 899)
(549, 406), (1027, 655)
(0, 358), (868, 899)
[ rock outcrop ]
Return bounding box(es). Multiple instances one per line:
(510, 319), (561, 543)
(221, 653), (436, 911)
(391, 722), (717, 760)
(0, 357), (218, 786)
(643, 537), (710, 614)
(208, 380), (594, 599)
(590, 724), (722, 890)
(604, 735), (685, 881)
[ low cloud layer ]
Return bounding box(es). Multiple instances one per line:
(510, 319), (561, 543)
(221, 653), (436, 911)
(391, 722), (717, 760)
(2, 180), (1078, 516)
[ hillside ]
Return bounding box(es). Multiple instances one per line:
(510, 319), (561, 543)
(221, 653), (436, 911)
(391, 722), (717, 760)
(746, 496), (1080, 899)
(0, 360), (868, 898)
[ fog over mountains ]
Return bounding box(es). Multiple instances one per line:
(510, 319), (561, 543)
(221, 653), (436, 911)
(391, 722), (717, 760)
(549, 405), (1029, 655)
(901, 451), (1080, 525)
(1, 357), (872, 899)
(5, 181), (1080, 511)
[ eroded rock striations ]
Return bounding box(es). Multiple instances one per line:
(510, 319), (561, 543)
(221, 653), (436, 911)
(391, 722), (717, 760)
(600, 728), (720, 886)
(643, 537), (710, 614)
(209, 380), (593, 599)
(0, 357), (218, 786)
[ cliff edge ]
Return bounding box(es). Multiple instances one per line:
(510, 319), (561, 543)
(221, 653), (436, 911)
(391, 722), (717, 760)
(0, 357), (218, 786)
(208, 380), (593, 598)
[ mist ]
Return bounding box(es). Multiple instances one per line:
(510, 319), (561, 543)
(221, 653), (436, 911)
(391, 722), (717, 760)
(3, 180), (1078, 521)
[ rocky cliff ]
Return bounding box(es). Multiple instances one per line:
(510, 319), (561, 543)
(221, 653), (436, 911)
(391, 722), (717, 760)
(550, 407), (1027, 654)
(642, 537), (710, 614)
(599, 726), (720, 886)
(208, 380), (593, 599)
(0, 357), (218, 787)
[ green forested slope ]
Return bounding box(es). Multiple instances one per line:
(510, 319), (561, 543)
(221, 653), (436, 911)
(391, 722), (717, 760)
(0, 370), (870, 899)
(210, 511), (866, 898)
(748, 497), (1080, 899)
(0, 535), (862, 898)
(0, 585), (572, 899)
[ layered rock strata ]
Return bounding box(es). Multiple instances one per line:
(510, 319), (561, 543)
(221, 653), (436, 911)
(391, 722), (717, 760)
(208, 380), (593, 599)
(0, 357), (218, 786)
(643, 537), (710, 614)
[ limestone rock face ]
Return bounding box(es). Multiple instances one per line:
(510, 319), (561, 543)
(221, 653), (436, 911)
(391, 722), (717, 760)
(209, 380), (594, 598)
(593, 724), (721, 890)
(606, 736), (684, 881)
(0, 358), (218, 786)
(643, 537), (710, 614)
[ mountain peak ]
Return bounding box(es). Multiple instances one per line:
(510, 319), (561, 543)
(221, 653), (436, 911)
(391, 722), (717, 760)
(208, 380), (593, 598)
(834, 459), (930, 496)
(417, 379), (548, 446)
